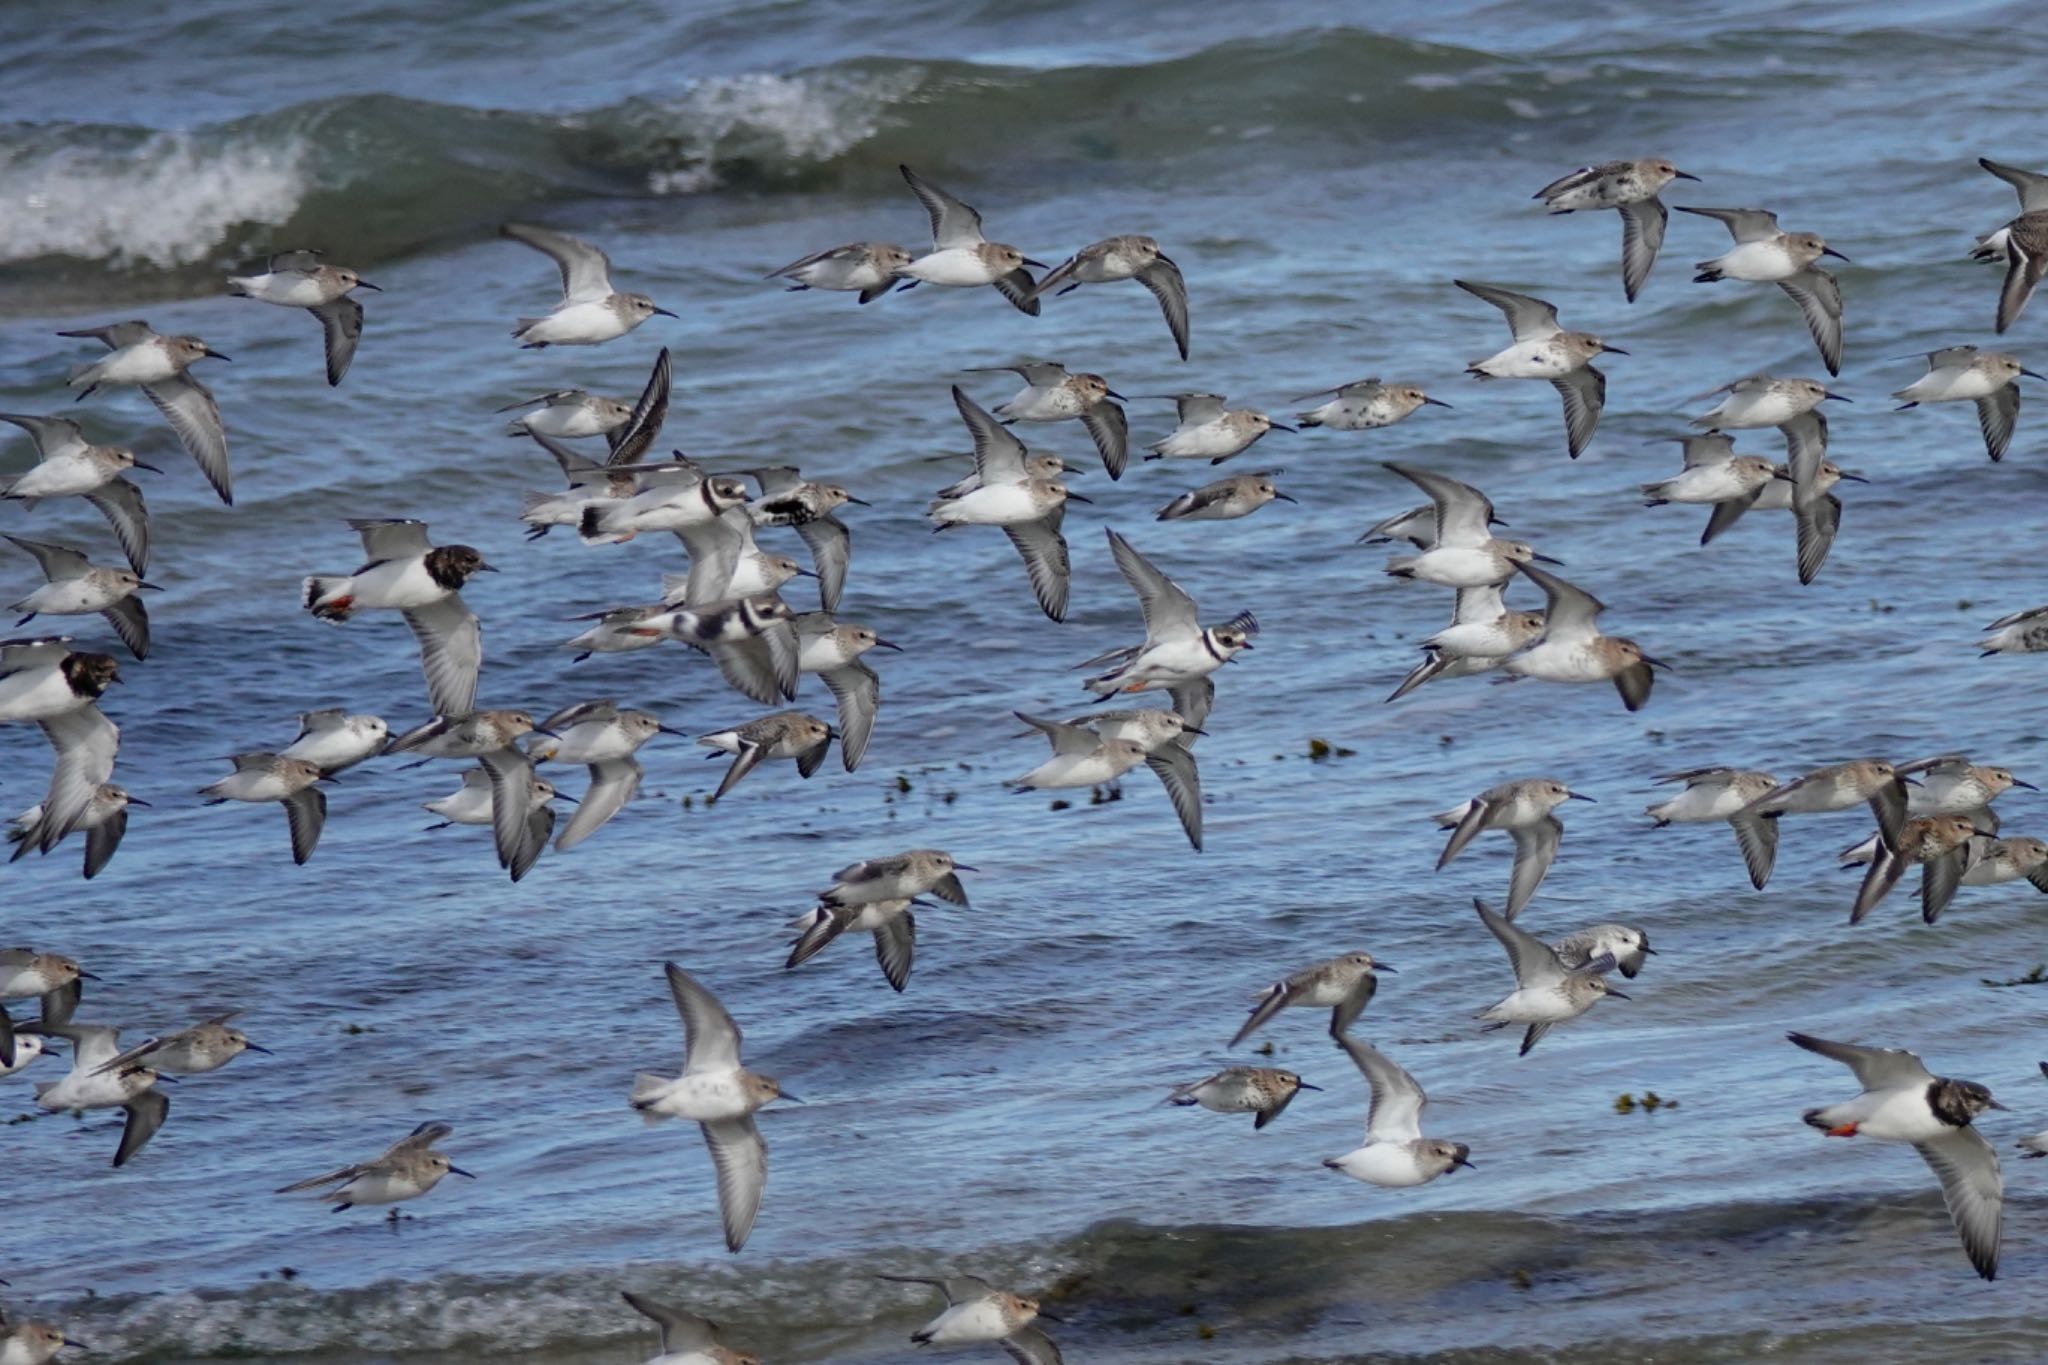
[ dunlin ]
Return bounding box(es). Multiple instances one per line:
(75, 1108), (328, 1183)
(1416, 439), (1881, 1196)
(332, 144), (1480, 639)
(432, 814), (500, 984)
(620, 1289), (761, 1365)
(895, 165), (1044, 313)
(1457, 280), (1623, 457)
(1156, 471), (1294, 522)
(1231, 952), (1392, 1048)
(1167, 1065), (1318, 1128)
(766, 240), (913, 304)
(1294, 378), (1448, 431)
(6, 780), (140, 880)
(1065, 706), (1205, 850)
(1145, 392), (1289, 464)
(820, 849), (974, 908)
(29, 1021), (168, 1167)
(1680, 206), (1846, 372)
(276, 1120), (474, 1214)
(932, 388), (1083, 621)
(1010, 712), (1148, 791)
(226, 248), (378, 385)
(0, 413), (154, 573)
(92, 1011), (269, 1076)
(0, 947), (92, 1069)
(1435, 778), (1591, 918)
(1030, 232), (1190, 359)
(786, 896), (922, 993)
(879, 1274), (1062, 1363)
(1647, 766), (1781, 889)
(1893, 345), (2040, 462)
(1534, 157), (1700, 300)
(199, 753), (328, 865)
(5, 535), (156, 659)
(1851, 814), (1988, 925)
(969, 361), (1129, 478)
(1386, 585), (1546, 703)
(1474, 897), (1627, 1055)
(60, 320), (231, 503)
(1742, 759), (1909, 849)
(1504, 563), (1662, 711)
(1381, 463), (1557, 589)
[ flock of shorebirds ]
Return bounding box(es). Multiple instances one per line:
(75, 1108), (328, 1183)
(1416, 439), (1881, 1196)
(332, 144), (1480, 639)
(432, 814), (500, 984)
(8, 149), (2048, 1362)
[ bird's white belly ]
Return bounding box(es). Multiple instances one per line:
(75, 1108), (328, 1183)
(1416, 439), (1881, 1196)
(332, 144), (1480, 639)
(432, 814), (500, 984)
(902, 249), (997, 286)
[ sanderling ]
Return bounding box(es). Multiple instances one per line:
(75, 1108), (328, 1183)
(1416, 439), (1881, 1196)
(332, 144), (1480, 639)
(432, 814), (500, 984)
(303, 519), (494, 718)
(879, 1274), (1063, 1362)
(29, 1021), (168, 1168)
(1474, 898), (1627, 1056)
(1503, 563), (1662, 711)
(1678, 206), (1846, 373)
(895, 165), (1044, 313)
(226, 248), (378, 385)
(1294, 378), (1448, 431)
(1156, 471), (1294, 522)
(1457, 280), (1624, 457)
(1788, 1032), (2003, 1280)
(389, 710), (547, 876)
(0, 413), (155, 573)
(931, 388), (1082, 621)
(279, 709), (388, 775)
(1167, 1065), (1319, 1129)
(819, 849), (974, 908)
(1145, 392), (1290, 464)
(631, 964), (796, 1253)
(1079, 529), (1256, 721)
(968, 360), (1129, 478)
(1063, 706), (1205, 850)
(785, 897), (922, 993)
(619, 1289), (761, 1365)
(1324, 1036), (1474, 1188)
(1647, 766), (1781, 889)
(1552, 922), (1655, 979)
(766, 240), (913, 305)
(1009, 712), (1148, 791)
(1231, 952), (1392, 1048)
(1640, 433), (1778, 530)
(1435, 778), (1591, 918)
(743, 466), (866, 613)
(5, 535), (156, 659)
(91, 1011), (269, 1077)
(501, 222), (675, 346)
(1029, 232), (1189, 360)
(422, 768), (561, 881)
(60, 320), (231, 503)
(276, 1120), (474, 1214)
(1893, 345), (2040, 461)
(1381, 463), (1558, 589)
(500, 388), (634, 441)
(199, 753), (328, 865)
(532, 700), (674, 850)
(1534, 157), (1700, 300)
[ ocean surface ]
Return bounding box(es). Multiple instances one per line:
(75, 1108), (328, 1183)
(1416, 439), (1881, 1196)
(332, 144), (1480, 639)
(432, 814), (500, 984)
(7, 1), (2048, 1360)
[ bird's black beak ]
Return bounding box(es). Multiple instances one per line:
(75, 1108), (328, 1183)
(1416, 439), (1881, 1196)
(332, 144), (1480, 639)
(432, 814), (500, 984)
(1036, 1310), (1066, 1324)
(1989, 1098), (2013, 1111)
(1296, 1082), (1323, 1092)
(1606, 986), (1633, 1000)
(1641, 654), (1673, 671)
(355, 280), (383, 292)
(873, 638), (904, 651)
(2023, 368), (2048, 381)
(1837, 470), (1870, 483)
(1601, 345), (1631, 356)
(1821, 246), (1851, 262)
(1531, 552), (1566, 565)
(78, 970), (103, 981)
(1673, 170), (1702, 182)
(1373, 962), (1398, 973)
(792, 566), (818, 578)
(135, 581), (164, 591)
(652, 307), (680, 318)
(1065, 492), (1095, 504)
(553, 791), (580, 805)
(1642, 945), (1661, 955)
(1021, 258), (1049, 269)
(1182, 725), (1208, 736)
(952, 863), (981, 872)
(202, 348), (232, 362)
(532, 726), (560, 739)
(1268, 422), (1297, 433)
(61, 1340), (90, 1352)
(1421, 396), (1453, 408)
(1453, 1154), (1477, 1169)
(1567, 792), (1597, 802)
(846, 496), (873, 507)
(658, 724), (689, 737)
(1105, 389), (1128, 401)
(478, 561), (502, 572)
(132, 460), (163, 473)
(1823, 391), (1853, 403)
(776, 1090), (804, 1105)
(244, 1042), (275, 1055)
(1273, 491), (1299, 503)
(2013, 778), (2040, 791)
(447, 1165), (477, 1178)
(126, 798), (153, 808)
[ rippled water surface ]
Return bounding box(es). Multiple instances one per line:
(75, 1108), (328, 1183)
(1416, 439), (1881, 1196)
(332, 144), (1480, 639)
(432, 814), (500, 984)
(7, 1), (2048, 1360)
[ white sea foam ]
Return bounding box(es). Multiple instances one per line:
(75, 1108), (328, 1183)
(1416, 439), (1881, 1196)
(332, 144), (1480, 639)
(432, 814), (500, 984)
(623, 71), (917, 195)
(0, 131), (308, 268)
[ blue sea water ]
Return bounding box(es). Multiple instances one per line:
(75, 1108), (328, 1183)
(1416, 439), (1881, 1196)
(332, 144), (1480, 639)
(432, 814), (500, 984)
(6, 1), (2048, 1359)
